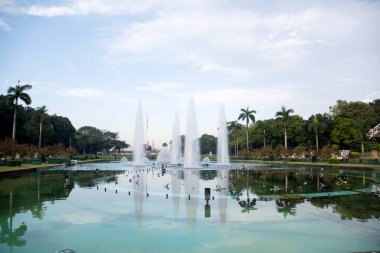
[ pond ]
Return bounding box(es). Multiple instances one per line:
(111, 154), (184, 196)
(0, 162), (379, 253)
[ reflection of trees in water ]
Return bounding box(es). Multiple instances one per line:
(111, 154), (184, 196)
(199, 170), (217, 181)
(0, 190), (28, 251)
(72, 170), (123, 188)
(0, 219), (27, 251)
(0, 170), (123, 251)
(310, 195), (380, 222)
(228, 167), (380, 220)
(275, 197), (303, 218)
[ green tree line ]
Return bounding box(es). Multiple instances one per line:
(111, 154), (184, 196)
(227, 99), (380, 157)
(0, 82), (128, 157)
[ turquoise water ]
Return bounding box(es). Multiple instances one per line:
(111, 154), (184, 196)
(1, 162), (379, 253)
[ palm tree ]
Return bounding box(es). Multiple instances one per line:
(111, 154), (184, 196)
(238, 107), (256, 152)
(275, 106), (294, 149)
(308, 115), (325, 152)
(227, 121), (243, 156)
(36, 106), (48, 151)
(7, 81), (32, 141)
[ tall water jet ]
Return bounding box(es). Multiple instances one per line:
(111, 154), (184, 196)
(171, 111), (182, 164)
(133, 101), (146, 165)
(184, 99), (200, 168)
(217, 104), (230, 165)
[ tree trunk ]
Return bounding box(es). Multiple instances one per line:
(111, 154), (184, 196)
(39, 119), (43, 151)
(315, 130), (319, 151)
(263, 128), (266, 147)
(360, 132), (365, 158)
(11, 99), (18, 141)
(246, 119), (249, 152)
(284, 128), (287, 149)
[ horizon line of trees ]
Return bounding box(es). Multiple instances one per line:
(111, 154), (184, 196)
(226, 99), (380, 157)
(1, 81), (379, 159)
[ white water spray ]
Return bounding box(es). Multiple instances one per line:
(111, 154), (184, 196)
(133, 101), (146, 165)
(217, 104), (230, 165)
(184, 99), (200, 168)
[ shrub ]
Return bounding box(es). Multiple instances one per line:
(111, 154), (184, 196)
(320, 146), (333, 159)
(260, 146), (274, 158)
(274, 144), (288, 158)
(7, 160), (22, 166)
(328, 159), (340, 164)
(66, 147), (77, 156)
(238, 149), (249, 158)
(291, 148), (303, 158)
(331, 144), (339, 151)
(349, 152), (360, 158)
(251, 149), (261, 158)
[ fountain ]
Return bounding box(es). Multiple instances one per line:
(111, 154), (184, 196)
(133, 101), (146, 165)
(170, 111), (182, 164)
(217, 104), (230, 165)
(120, 157), (129, 163)
(156, 145), (171, 164)
(184, 99), (200, 168)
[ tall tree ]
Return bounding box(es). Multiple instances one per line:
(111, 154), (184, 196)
(7, 81), (32, 141)
(331, 101), (376, 156)
(238, 107), (256, 152)
(199, 134), (217, 155)
(275, 106), (294, 149)
(305, 114), (329, 151)
(308, 115), (324, 151)
(36, 106), (47, 151)
(227, 121), (243, 156)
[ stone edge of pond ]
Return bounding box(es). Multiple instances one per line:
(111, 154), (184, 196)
(0, 159), (116, 176)
(1, 159), (379, 176)
(233, 159), (380, 170)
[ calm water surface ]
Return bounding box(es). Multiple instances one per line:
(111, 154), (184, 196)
(1, 162), (379, 253)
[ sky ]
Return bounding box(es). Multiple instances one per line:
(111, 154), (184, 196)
(0, 0), (379, 147)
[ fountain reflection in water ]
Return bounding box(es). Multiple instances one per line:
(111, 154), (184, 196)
(184, 99), (200, 168)
(217, 104), (230, 165)
(133, 101), (146, 165)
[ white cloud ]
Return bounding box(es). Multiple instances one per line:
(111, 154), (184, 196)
(23, 0), (132, 16)
(0, 17), (10, 31)
(20, 0), (206, 17)
(194, 87), (293, 106)
(59, 88), (105, 98)
(106, 3), (374, 81)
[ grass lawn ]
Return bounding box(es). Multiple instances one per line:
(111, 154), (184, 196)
(0, 163), (60, 173)
(0, 159), (111, 174)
